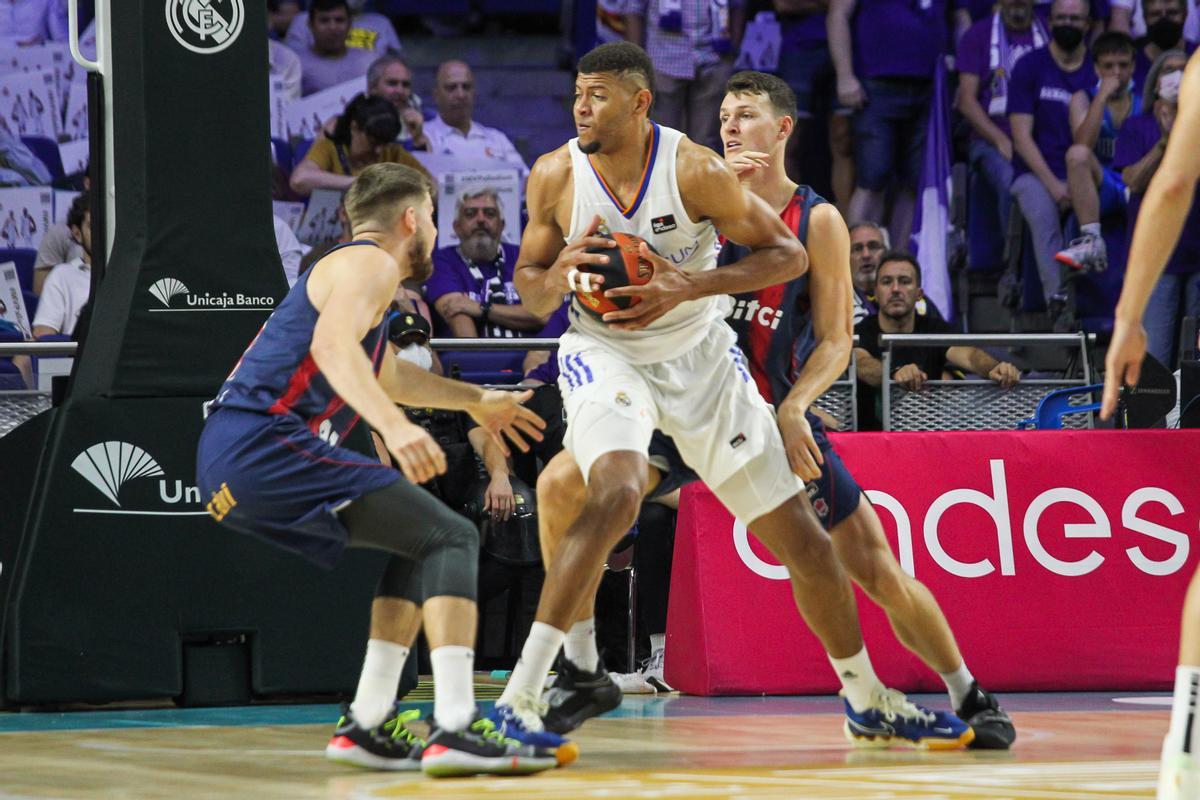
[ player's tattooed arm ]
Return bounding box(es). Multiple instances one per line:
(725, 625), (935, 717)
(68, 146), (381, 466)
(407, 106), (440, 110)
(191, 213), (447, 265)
(514, 148), (611, 317)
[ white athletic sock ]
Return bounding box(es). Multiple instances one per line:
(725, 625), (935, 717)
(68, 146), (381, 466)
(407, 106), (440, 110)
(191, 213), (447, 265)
(1165, 665), (1200, 757)
(829, 647), (883, 713)
(564, 618), (599, 672)
(649, 633), (666, 654)
(939, 662), (976, 711)
(498, 622), (565, 708)
(1081, 222), (1102, 238)
(349, 639), (409, 729)
(430, 645), (476, 733)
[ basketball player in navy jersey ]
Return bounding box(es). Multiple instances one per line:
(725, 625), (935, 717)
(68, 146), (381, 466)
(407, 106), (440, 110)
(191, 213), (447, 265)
(1102, 52), (1200, 800)
(487, 42), (972, 751)
(195, 164), (570, 778)
(532, 71), (1015, 749)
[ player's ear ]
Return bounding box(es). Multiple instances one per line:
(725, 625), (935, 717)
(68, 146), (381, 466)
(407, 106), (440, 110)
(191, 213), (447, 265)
(778, 114), (794, 142)
(634, 88), (653, 116)
(401, 204), (418, 235)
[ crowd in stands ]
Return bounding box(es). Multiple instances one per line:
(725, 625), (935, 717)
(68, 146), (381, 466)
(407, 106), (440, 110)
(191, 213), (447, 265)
(2, 0), (1198, 677)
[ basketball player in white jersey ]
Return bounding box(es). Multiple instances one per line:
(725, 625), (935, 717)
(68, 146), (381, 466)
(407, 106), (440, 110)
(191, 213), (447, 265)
(485, 42), (971, 750)
(1102, 52), (1200, 800)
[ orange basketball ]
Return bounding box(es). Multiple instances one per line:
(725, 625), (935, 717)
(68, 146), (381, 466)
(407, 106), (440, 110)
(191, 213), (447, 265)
(575, 232), (656, 320)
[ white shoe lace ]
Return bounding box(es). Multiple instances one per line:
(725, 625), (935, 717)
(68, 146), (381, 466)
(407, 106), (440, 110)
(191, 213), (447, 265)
(874, 688), (936, 726)
(509, 685), (549, 732)
(645, 648), (665, 676)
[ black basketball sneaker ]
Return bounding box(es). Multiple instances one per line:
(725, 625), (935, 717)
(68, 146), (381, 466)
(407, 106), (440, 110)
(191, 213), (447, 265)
(324, 704), (424, 770)
(420, 714), (559, 777)
(541, 657), (623, 735)
(956, 682), (1017, 750)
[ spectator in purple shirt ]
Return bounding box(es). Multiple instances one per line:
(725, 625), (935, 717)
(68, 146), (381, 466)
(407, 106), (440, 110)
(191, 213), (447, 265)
(1112, 53), (1199, 365)
(773, 0), (855, 208)
(957, 0), (1048, 239)
(426, 188), (545, 339)
(1056, 32), (1140, 272)
(1008, 0), (1094, 309)
(623, 0), (747, 152)
(828, 0), (948, 249)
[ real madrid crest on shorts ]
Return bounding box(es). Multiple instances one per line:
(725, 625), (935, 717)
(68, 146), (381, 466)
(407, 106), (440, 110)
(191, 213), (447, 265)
(165, 0), (244, 54)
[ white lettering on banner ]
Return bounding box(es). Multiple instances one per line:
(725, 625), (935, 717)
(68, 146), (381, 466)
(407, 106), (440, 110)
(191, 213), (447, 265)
(158, 480), (202, 505)
(730, 458), (1194, 580)
(733, 519), (788, 580)
(923, 460), (1015, 578)
(1024, 488), (1110, 577)
(1123, 488), (1190, 576)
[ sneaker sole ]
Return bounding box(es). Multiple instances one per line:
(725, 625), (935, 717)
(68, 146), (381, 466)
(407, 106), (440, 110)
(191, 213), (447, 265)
(324, 738), (421, 771)
(645, 676), (675, 693)
(544, 687), (623, 734)
(843, 721), (975, 751)
(421, 747), (558, 777)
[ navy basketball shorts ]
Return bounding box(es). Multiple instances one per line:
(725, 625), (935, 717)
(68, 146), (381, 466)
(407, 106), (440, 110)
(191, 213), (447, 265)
(196, 408), (400, 568)
(650, 412), (863, 531)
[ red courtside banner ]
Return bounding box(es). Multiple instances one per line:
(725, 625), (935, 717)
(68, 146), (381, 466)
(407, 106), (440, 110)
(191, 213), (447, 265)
(664, 430), (1200, 695)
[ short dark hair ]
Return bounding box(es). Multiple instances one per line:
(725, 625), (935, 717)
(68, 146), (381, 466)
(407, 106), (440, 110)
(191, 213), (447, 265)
(67, 191), (89, 231)
(1093, 31), (1136, 62)
(309, 0), (349, 17)
(725, 71), (797, 121)
(333, 93), (400, 146)
(877, 250), (922, 285)
(344, 163), (433, 229)
(577, 41), (655, 93)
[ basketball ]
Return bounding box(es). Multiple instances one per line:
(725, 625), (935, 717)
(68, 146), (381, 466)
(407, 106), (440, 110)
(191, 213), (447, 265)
(574, 232), (656, 320)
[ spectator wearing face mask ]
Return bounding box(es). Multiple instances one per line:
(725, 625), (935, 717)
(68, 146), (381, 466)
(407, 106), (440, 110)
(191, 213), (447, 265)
(1008, 0), (1095, 308)
(1131, 0), (1196, 91)
(1055, 32), (1140, 273)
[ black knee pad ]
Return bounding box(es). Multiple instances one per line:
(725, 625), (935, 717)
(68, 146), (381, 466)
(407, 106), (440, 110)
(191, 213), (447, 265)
(420, 514), (480, 603)
(376, 555), (421, 603)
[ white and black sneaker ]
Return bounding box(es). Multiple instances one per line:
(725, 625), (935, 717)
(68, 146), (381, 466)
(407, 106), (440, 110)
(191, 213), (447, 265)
(325, 704), (424, 770)
(542, 657), (623, 734)
(421, 713), (559, 777)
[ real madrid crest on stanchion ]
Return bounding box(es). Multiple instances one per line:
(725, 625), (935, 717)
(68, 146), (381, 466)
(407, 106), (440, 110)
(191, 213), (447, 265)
(165, 0), (244, 54)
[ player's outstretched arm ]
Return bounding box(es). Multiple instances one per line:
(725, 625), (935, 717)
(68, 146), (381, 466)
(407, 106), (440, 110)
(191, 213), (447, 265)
(1102, 54), (1200, 418)
(380, 356), (546, 456)
(514, 149), (612, 317)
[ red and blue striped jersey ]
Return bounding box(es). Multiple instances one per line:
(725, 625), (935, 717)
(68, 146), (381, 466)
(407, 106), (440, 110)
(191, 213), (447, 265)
(719, 185), (828, 407)
(209, 241), (390, 444)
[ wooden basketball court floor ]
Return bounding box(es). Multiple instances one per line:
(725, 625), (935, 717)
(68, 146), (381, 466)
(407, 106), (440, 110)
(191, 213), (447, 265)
(0, 687), (1170, 799)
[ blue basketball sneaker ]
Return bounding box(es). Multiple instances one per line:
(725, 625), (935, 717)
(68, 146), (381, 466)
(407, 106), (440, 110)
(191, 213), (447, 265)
(843, 688), (975, 750)
(487, 689), (580, 766)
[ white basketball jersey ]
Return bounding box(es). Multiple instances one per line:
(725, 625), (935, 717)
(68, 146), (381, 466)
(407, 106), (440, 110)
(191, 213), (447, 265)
(566, 123), (725, 363)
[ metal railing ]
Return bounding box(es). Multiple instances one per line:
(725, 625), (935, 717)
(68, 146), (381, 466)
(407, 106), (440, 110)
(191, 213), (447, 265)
(879, 333), (1094, 431)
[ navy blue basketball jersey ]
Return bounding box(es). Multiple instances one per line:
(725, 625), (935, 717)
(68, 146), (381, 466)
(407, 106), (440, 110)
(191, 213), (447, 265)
(720, 185), (828, 406)
(208, 241), (390, 444)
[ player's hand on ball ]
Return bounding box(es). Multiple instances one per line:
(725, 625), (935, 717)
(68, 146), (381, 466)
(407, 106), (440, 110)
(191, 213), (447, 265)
(989, 362), (1021, 389)
(602, 242), (696, 330)
(1101, 318), (1147, 419)
(469, 389), (546, 456)
(385, 422), (447, 485)
(726, 150), (770, 178)
(778, 405), (824, 482)
(548, 214), (613, 295)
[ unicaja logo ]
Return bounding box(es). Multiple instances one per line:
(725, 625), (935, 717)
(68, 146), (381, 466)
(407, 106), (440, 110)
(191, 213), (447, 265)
(165, 0), (244, 55)
(147, 276), (275, 312)
(150, 278), (189, 308)
(71, 442), (164, 507)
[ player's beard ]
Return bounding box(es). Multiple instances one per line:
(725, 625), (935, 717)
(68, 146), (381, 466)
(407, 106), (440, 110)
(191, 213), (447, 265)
(578, 137), (602, 155)
(406, 227), (434, 282)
